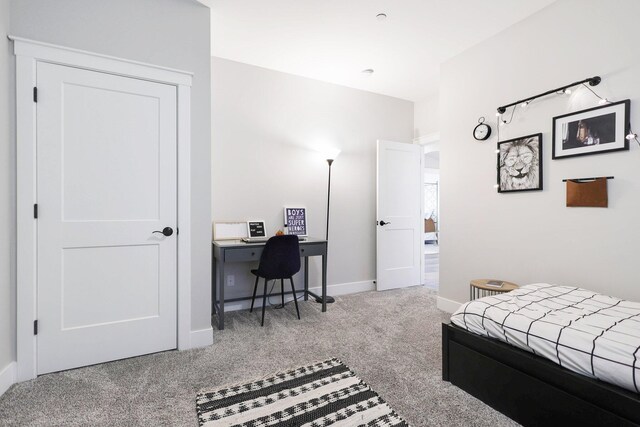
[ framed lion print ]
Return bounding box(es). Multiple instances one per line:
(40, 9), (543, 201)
(552, 100), (630, 159)
(497, 133), (543, 193)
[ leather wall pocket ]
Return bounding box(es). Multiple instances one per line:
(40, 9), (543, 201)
(566, 178), (608, 207)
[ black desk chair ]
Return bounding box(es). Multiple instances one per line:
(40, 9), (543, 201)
(250, 235), (301, 326)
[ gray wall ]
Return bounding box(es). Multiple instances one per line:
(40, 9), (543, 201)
(0, 0), (15, 373)
(7, 0), (212, 342)
(439, 0), (640, 306)
(211, 57), (414, 303)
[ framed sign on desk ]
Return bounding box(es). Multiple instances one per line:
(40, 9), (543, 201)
(284, 207), (307, 236)
(247, 220), (267, 238)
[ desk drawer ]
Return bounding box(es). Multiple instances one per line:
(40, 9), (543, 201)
(300, 243), (325, 257)
(225, 247), (263, 262)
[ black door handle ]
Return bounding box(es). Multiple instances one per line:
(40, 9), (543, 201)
(379, 220), (391, 226)
(153, 227), (174, 237)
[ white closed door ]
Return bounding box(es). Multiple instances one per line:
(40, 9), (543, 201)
(36, 62), (178, 374)
(376, 140), (422, 291)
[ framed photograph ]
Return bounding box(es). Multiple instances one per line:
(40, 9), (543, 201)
(497, 133), (543, 193)
(552, 99), (630, 159)
(283, 207), (307, 236)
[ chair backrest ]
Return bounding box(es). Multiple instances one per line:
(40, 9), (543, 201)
(257, 235), (301, 280)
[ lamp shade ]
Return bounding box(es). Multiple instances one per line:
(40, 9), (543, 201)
(322, 148), (341, 161)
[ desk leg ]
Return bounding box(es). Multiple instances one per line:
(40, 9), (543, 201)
(212, 251), (217, 316)
(304, 257), (309, 301)
(322, 253), (327, 313)
(218, 258), (225, 330)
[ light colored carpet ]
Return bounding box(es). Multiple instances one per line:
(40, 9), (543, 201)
(0, 287), (518, 426)
(424, 248), (439, 291)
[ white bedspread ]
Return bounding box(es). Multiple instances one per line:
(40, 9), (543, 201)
(450, 283), (640, 393)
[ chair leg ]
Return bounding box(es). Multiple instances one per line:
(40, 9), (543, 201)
(261, 278), (268, 327)
(250, 275), (259, 313)
(290, 277), (300, 320)
(280, 278), (285, 308)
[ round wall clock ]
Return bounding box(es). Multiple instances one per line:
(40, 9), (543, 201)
(473, 117), (492, 141)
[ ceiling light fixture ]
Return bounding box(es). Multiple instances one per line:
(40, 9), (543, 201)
(496, 76), (601, 115)
(362, 68), (374, 75)
(376, 13), (387, 21)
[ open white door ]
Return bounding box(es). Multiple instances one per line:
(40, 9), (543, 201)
(36, 62), (178, 374)
(376, 140), (422, 291)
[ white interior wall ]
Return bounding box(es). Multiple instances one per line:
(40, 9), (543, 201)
(414, 94), (440, 140)
(7, 0), (212, 337)
(0, 0), (16, 383)
(439, 0), (640, 308)
(211, 57), (414, 304)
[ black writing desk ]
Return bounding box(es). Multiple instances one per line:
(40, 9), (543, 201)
(212, 238), (328, 330)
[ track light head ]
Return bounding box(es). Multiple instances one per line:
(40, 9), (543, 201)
(588, 76), (602, 86)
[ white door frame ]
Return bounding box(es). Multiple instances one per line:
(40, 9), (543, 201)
(11, 36), (193, 382)
(416, 133), (440, 286)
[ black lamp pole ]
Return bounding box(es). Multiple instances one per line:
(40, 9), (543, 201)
(325, 159), (333, 241)
(317, 158), (336, 304)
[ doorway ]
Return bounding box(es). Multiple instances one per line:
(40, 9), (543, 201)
(423, 144), (439, 290)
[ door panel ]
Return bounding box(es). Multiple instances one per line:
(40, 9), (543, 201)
(62, 83), (161, 221)
(36, 62), (178, 374)
(376, 140), (422, 291)
(61, 245), (160, 329)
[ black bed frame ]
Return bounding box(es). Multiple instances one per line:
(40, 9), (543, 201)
(442, 323), (640, 427)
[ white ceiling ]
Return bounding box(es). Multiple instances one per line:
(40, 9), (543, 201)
(210, 1), (555, 102)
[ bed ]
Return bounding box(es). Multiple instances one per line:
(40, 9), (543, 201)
(442, 283), (640, 426)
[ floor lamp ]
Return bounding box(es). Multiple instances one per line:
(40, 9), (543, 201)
(315, 149), (340, 304)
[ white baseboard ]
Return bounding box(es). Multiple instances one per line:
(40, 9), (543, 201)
(190, 327), (213, 349)
(309, 279), (375, 296)
(223, 280), (376, 312)
(437, 296), (462, 313)
(0, 361), (17, 398)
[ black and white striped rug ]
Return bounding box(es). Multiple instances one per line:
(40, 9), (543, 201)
(196, 358), (410, 427)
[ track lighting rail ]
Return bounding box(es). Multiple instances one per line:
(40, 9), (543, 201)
(497, 76), (601, 114)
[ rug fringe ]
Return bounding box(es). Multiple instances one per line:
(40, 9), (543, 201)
(196, 357), (343, 395)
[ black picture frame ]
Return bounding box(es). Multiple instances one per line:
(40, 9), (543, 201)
(552, 99), (630, 159)
(497, 133), (543, 193)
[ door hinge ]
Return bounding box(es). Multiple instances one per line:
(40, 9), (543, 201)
(34, 204), (38, 219)
(34, 320), (38, 335)
(33, 87), (38, 103)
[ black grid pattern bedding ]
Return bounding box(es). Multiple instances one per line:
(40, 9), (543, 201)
(450, 283), (640, 393)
